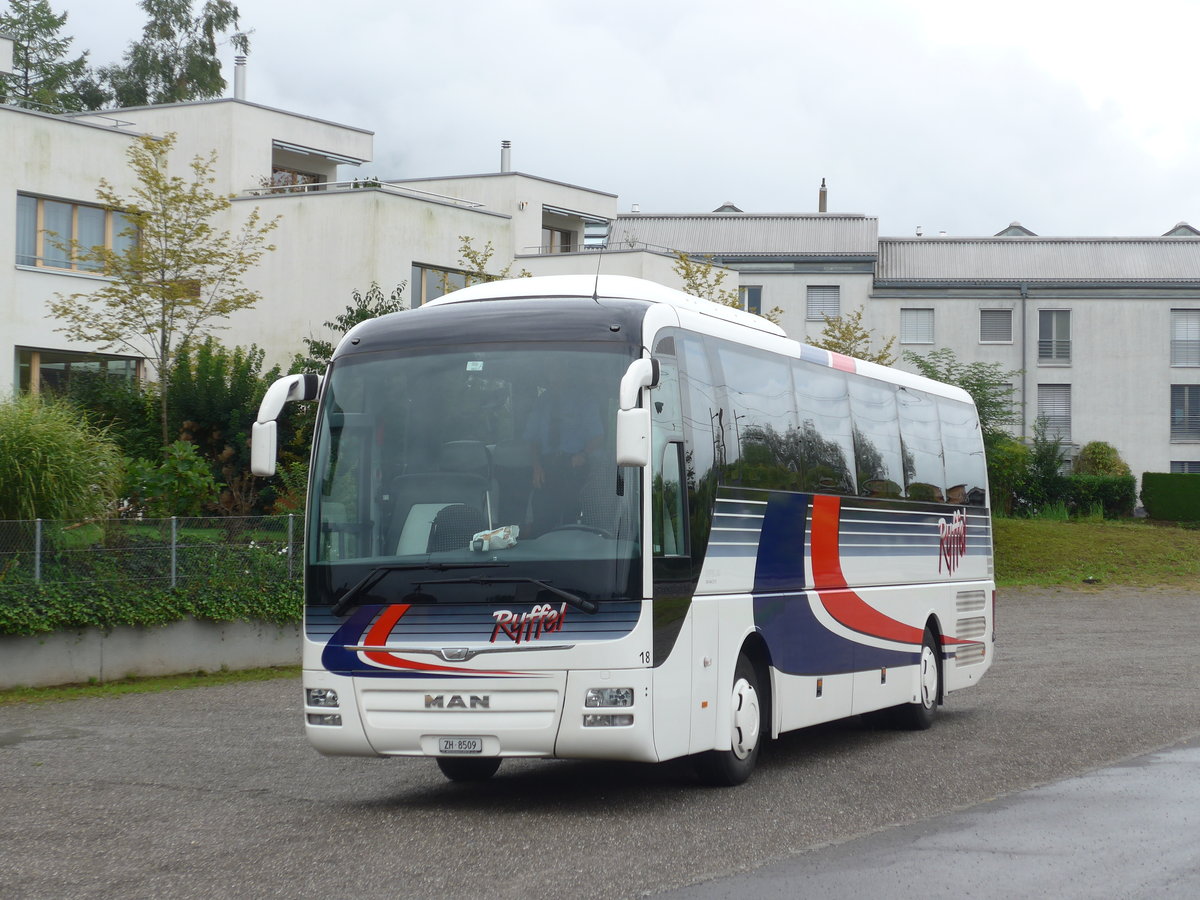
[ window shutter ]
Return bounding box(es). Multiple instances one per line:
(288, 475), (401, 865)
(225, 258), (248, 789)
(806, 286), (840, 321)
(1037, 385), (1071, 441)
(979, 309), (1013, 343)
(900, 308), (934, 344)
(1171, 310), (1200, 366)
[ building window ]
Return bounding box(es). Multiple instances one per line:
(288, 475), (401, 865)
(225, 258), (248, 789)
(410, 263), (467, 308)
(1171, 309), (1200, 366)
(1170, 461), (1200, 473)
(17, 347), (141, 394)
(1171, 384), (1200, 441)
(979, 308), (1014, 343)
(740, 285), (762, 315)
(900, 308), (934, 344)
(16, 194), (135, 272)
(541, 227), (574, 253)
(1038, 309), (1071, 363)
(1037, 384), (1071, 442)
(806, 285), (840, 321)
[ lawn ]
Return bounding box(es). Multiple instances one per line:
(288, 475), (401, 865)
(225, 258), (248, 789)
(993, 517), (1200, 588)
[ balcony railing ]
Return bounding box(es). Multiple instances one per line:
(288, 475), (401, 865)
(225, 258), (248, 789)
(240, 179), (484, 208)
(1038, 339), (1071, 362)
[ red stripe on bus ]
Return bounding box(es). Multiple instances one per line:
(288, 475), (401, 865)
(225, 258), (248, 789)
(360, 604), (519, 675)
(829, 352), (856, 373)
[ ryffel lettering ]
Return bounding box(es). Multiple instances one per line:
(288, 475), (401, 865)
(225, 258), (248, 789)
(938, 509), (969, 575)
(489, 602), (568, 644)
(424, 694), (490, 709)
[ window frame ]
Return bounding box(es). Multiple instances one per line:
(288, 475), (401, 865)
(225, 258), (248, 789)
(1038, 308), (1072, 364)
(806, 285), (840, 322)
(979, 308), (1014, 344)
(15, 193), (133, 273)
(1170, 384), (1200, 442)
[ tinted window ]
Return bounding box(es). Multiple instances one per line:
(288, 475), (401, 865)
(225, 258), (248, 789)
(714, 341), (798, 489)
(897, 387), (945, 501)
(849, 379), (904, 498)
(792, 361), (855, 494)
(939, 396), (987, 506)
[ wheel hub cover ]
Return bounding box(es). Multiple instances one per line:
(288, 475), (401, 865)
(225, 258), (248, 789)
(730, 677), (760, 759)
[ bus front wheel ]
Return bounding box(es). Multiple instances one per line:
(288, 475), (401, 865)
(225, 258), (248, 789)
(893, 628), (940, 730)
(436, 756), (502, 782)
(694, 653), (763, 786)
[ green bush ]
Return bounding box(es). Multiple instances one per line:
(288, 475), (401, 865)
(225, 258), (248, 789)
(1141, 472), (1200, 521)
(1064, 474), (1136, 518)
(122, 440), (221, 517)
(0, 394), (122, 521)
(0, 577), (302, 636)
(1073, 441), (1132, 477)
(986, 437), (1029, 516)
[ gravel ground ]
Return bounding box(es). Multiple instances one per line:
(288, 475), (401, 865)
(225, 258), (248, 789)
(1, 586), (1198, 899)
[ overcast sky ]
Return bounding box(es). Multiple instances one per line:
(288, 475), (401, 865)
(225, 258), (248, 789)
(61, 0), (1200, 238)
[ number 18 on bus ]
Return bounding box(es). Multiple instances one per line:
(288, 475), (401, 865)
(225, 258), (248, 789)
(252, 274), (994, 785)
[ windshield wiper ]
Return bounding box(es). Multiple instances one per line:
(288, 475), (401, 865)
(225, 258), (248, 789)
(330, 563), (508, 616)
(416, 576), (598, 614)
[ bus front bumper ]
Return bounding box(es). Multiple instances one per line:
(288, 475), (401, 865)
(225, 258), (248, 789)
(302, 668), (658, 763)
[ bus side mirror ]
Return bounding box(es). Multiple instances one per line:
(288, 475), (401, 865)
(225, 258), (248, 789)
(615, 358), (660, 467)
(251, 373), (321, 476)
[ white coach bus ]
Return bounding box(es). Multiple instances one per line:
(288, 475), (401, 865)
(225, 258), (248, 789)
(252, 274), (994, 785)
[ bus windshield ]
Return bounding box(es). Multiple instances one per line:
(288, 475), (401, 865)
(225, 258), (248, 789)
(308, 343), (641, 609)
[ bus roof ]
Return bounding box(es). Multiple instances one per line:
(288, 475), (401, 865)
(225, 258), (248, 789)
(422, 274), (787, 337)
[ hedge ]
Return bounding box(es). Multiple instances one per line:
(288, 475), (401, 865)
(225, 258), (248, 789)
(0, 578), (302, 637)
(1064, 474), (1136, 518)
(1141, 472), (1200, 522)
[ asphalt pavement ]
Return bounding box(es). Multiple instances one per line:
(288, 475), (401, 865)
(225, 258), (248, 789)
(1, 586), (1198, 899)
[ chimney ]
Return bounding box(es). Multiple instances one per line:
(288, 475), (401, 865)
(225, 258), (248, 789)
(818, 178), (827, 213)
(234, 55), (247, 100)
(500, 140), (512, 173)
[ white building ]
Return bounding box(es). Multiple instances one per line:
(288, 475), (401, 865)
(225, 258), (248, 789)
(4, 38), (1197, 482)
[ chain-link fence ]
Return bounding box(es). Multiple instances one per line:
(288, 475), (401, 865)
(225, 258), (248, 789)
(0, 516), (304, 589)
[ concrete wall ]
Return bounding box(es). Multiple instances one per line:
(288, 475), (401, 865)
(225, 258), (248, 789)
(0, 619), (300, 690)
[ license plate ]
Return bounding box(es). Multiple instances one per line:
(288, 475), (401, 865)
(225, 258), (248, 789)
(438, 737), (484, 754)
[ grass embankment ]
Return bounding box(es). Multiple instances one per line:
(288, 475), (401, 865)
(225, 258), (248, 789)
(993, 518), (1200, 588)
(0, 666), (300, 707)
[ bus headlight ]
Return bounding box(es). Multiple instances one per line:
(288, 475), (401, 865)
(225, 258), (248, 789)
(306, 688), (340, 708)
(585, 687), (634, 708)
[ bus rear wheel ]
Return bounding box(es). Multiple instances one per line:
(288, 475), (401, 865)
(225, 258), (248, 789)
(694, 653), (763, 786)
(436, 756), (502, 782)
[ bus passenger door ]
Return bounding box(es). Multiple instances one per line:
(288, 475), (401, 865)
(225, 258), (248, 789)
(649, 345), (704, 760)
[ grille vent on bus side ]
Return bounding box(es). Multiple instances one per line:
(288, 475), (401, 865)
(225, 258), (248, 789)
(955, 590), (987, 615)
(956, 616), (987, 640)
(955, 643), (987, 666)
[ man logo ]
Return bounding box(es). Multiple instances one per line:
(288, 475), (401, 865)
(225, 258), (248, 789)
(424, 694), (490, 709)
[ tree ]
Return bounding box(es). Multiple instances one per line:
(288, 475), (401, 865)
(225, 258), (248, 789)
(672, 252), (784, 325)
(298, 281), (408, 373)
(48, 132), (279, 448)
(809, 306), (896, 365)
(99, 0), (249, 107)
(0, 0), (90, 111)
(903, 348), (1019, 448)
(439, 236), (529, 293)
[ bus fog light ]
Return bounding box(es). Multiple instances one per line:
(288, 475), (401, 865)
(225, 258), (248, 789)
(306, 688), (340, 708)
(585, 687), (634, 708)
(583, 713), (634, 727)
(307, 713), (343, 726)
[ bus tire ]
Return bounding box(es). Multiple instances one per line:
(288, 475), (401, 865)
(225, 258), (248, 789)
(694, 653), (763, 786)
(436, 756), (502, 782)
(893, 627), (940, 731)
